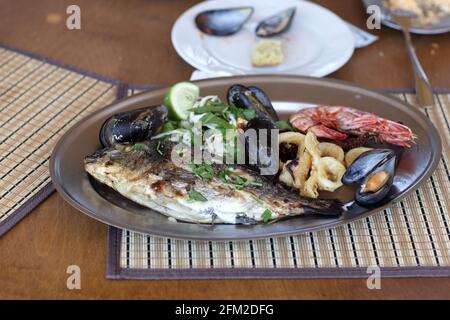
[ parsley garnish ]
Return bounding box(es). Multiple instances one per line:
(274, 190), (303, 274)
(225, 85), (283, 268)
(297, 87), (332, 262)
(275, 120), (295, 131)
(156, 141), (163, 155)
(228, 105), (256, 121)
(187, 188), (208, 202)
(250, 181), (263, 188)
(234, 175), (247, 185)
(162, 121), (178, 133)
(250, 195), (263, 204)
(262, 209), (272, 223)
(240, 108), (256, 121)
(189, 102), (228, 114)
(191, 163), (214, 181)
(218, 168), (248, 190)
(132, 143), (149, 151)
(218, 168), (233, 183)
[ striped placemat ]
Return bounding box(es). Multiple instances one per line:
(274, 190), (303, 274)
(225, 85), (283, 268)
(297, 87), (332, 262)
(106, 89), (450, 279)
(0, 44), (121, 236)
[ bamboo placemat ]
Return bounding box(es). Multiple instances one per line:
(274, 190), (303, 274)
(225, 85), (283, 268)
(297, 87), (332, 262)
(0, 44), (121, 236)
(106, 88), (450, 279)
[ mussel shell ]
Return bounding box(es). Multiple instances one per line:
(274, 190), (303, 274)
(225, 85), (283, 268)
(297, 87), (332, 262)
(227, 84), (278, 121)
(243, 118), (278, 179)
(355, 156), (395, 206)
(248, 86), (279, 121)
(195, 7), (253, 36)
(99, 105), (167, 147)
(342, 149), (395, 185)
(245, 117), (276, 134)
(227, 84), (249, 108)
(255, 7), (296, 37)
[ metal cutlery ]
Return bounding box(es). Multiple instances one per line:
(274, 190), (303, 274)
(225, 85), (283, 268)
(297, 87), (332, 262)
(391, 11), (434, 108)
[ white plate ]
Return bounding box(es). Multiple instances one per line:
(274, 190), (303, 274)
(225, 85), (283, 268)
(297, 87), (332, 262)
(171, 0), (355, 77)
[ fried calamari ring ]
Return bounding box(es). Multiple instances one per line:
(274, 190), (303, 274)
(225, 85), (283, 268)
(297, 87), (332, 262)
(294, 151), (312, 188)
(279, 132), (306, 159)
(319, 142), (345, 164)
(301, 174), (319, 198)
(279, 160), (296, 187)
(315, 157), (345, 192)
(345, 147), (373, 167)
(305, 131), (321, 164)
(278, 151), (312, 189)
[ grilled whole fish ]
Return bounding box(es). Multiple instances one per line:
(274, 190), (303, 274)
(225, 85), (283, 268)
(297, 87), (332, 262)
(84, 141), (342, 224)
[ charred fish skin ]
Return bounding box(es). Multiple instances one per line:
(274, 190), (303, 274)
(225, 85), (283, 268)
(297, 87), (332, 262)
(84, 141), (343, 224)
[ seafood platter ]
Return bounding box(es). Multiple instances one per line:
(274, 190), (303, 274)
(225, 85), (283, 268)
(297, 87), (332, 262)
(50, 76), (441, 240)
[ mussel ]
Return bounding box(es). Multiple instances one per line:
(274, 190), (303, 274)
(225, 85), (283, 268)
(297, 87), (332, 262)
(243, 117), (278, 179)
(99, 105), (167, 147)
(255, 7), (296, 37)
(227, 84), (279, 121)
(195, 7), (254, 36)
(342, 149), (396, 206)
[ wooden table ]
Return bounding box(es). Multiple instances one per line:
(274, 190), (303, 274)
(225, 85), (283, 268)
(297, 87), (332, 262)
(1, 0), (450, 299)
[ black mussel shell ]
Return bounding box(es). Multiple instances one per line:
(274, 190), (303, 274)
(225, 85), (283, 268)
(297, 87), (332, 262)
(227, 84), (278, 121)
(355, 156), (396, 206)
(227, 84), (248, 107)
(244, 118), (277, 152)
(243, 118), (278, 179)
(99, 105), (167, 147)
(245, 117), (277, 131)
(195, 7), (253, 36)
(342, 149), (395, 185)
(248, 86), (279, 121)
(255, 7), (296, 37)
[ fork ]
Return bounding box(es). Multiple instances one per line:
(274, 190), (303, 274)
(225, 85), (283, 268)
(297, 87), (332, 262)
(391, 11), (434, 108)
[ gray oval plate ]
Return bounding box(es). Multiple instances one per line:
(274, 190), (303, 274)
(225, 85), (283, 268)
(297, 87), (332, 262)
(50, 75), (441, 240)
(363, 0), (450, 34)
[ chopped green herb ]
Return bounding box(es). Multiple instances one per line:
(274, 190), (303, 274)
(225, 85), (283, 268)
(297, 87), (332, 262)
(162, 121), (178, 133)
(156, 141), (163, 155)
(262, 209), (272, 223)
(191, 163), (214, 181)
(132, 143), (149, 151)
(251, 195), (263, 204)
(201, 113), (234, 129)
(241, 109), (256, 121)
(187, 189), (208, 202)
(234, 175), (247, 185)
(275, 120), (295, 131)
(250, 181), (263, 188)
(189, 103), (228, 114)
(228, 105), (256, 121)
(218, 169), (232, 184)
(218, 168), (249, 189)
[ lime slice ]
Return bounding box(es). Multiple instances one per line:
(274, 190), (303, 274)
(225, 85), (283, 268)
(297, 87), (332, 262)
(164, 82), (200, 120)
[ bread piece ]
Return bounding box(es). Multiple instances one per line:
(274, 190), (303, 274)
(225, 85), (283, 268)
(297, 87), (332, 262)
(251, 40), (283, 67)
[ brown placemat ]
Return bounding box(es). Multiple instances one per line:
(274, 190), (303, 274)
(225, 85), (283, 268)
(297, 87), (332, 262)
(0, 44), (121, 236)
(106, 89), (450, 279)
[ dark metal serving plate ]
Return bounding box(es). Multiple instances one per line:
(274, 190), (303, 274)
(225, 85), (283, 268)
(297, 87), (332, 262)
(363, 0), (450, 34)
(50, 75), (441, 240)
